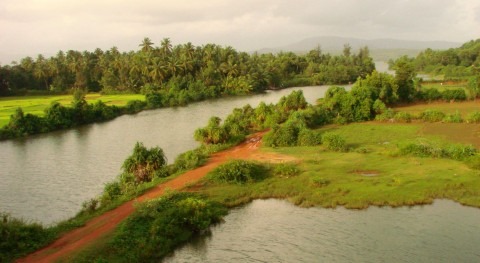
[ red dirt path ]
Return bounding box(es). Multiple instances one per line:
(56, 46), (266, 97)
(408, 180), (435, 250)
(18, 132), (293, 263)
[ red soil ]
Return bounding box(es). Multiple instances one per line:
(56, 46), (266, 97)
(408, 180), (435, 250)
(18, 132), (293, 263)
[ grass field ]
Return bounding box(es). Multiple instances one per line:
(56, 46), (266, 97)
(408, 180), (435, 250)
(394, 100), (480, 117)
(0, 94), (145, 127)
(195, 122), (480, 209)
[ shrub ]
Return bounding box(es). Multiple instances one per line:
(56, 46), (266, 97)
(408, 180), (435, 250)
(263, 123), (299, 147)
(321, 132), (347, 152)
(112, 192), (227, 262)
(0, 213), (49, 262)
(394, 111), (412, 123)
(441, 89), (467, 101)
(101, 181), (122, 204)
(420, 88), (442, 101)
(420, 109), (446, 122)
(125, 100), (146, 114)
(122, 142), (168, 183)
(375, 108), (395, 122)
(466, 111), (480, 123)
(208, 160), (267, 184)
(399, 140), (476, 160)
(174, 149), (209, 171)
(443, 111), (463, 123)
(297, 128), (322, 146)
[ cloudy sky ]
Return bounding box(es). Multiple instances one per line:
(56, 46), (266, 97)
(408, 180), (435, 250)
(0, 0), (479, 64)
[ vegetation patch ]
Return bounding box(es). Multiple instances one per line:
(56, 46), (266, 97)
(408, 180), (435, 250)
(73, 192), (227, 263)
(208, 160), (268, 185)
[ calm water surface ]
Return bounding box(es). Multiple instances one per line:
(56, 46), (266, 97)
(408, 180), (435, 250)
(164, 199), (480, 263)
(0, 86), (332, 225)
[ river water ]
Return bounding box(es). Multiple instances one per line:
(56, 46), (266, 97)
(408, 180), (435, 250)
(0, 85), (332, 225)
(164, 199), (480, 263)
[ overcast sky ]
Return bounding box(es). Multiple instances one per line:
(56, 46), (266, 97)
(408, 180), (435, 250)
(1, 0), (479, 64)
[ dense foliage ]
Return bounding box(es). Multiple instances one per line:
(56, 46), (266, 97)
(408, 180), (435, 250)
(208, 160), (267, 184)
(410, 39), (480, 79)
(0, 38), (374, 96)
(122, 142), (168, 183)
(109, 192), (227, 262)
(0, 213), (51, 262)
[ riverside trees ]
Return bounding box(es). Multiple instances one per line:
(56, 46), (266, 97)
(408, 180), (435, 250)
(0, 38), (374, 96)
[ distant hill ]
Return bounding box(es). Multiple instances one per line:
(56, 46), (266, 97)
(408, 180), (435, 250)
(256, 36), (462, 61)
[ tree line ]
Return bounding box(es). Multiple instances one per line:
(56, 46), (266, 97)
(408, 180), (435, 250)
(0, 37), (374, 96)
(389, 39), (480, 80)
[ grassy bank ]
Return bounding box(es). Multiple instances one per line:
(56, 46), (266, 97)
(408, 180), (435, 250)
(0, 93), (144, 127)
(195, 122), (480, 209)
(40, 121), (480, 262)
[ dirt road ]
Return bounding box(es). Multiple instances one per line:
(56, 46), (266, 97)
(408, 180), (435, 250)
(18, 132), (294, 263)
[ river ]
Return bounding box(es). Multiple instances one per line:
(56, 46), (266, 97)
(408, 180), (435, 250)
(0, 85), (332, 225)
(164, 199), (480, 263)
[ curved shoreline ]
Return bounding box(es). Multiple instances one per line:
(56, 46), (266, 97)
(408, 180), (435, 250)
(17, 131), (291, 262)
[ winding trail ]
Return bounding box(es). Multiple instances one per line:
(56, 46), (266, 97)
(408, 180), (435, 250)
(18, 132), (295, 263)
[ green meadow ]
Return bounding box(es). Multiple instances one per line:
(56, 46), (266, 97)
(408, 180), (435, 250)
(195, 122), (480, 209)
(0, 94), (144, 127)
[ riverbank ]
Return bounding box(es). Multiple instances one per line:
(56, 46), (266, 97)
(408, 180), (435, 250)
(15, 119), (480, 262)
(18, 132), (295, 262)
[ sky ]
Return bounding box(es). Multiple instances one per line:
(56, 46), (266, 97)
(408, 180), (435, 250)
(0, 0), (479, 64)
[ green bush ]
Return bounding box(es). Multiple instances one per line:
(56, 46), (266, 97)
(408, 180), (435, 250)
(374, 108), (395, 121)
(0, 213), (50, 262)
(263, 123), (300, 147)
(441, 89), (467, 101)
(111, 192), (227, 262)
(399, 140), (476, 160)
(174, 149), (209, 171)
(420, 109), (446, 122)
(394, 111), (412, 123)
(443, 111), (463, 123)
(466, 111), (480, 123)
(122, 142), (168, 183)
(322, 132), (347, 152)
(208, 160), (267, 184)
(297, 128), (322, 146)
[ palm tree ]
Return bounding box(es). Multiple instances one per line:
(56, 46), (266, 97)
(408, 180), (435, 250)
(160, 38), (172, 59)
(139, 37), (154, 53)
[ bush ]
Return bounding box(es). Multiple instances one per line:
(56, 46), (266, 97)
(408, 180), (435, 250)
(111, 192), (227, 262)
(174, 149), (209, 171)
(443, 111), (463, 123)
(208, 160), (267, 184)
(466, 111), (480, 123)
(0, 213), (50, 262)
(394, 111), (412, 123)
(420, 109), (446, 122)
(399, 140), (476, 160)
(374, 108), (395, 122)
(441, 89), (467, 101)
(263, 123), (299, 147)
(420, 88), (442, 101)
(322, 132), (347, 152)
(125, 100), (146, 114)
(297, 128), (322, 146)
(122, 142), (168, 183)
